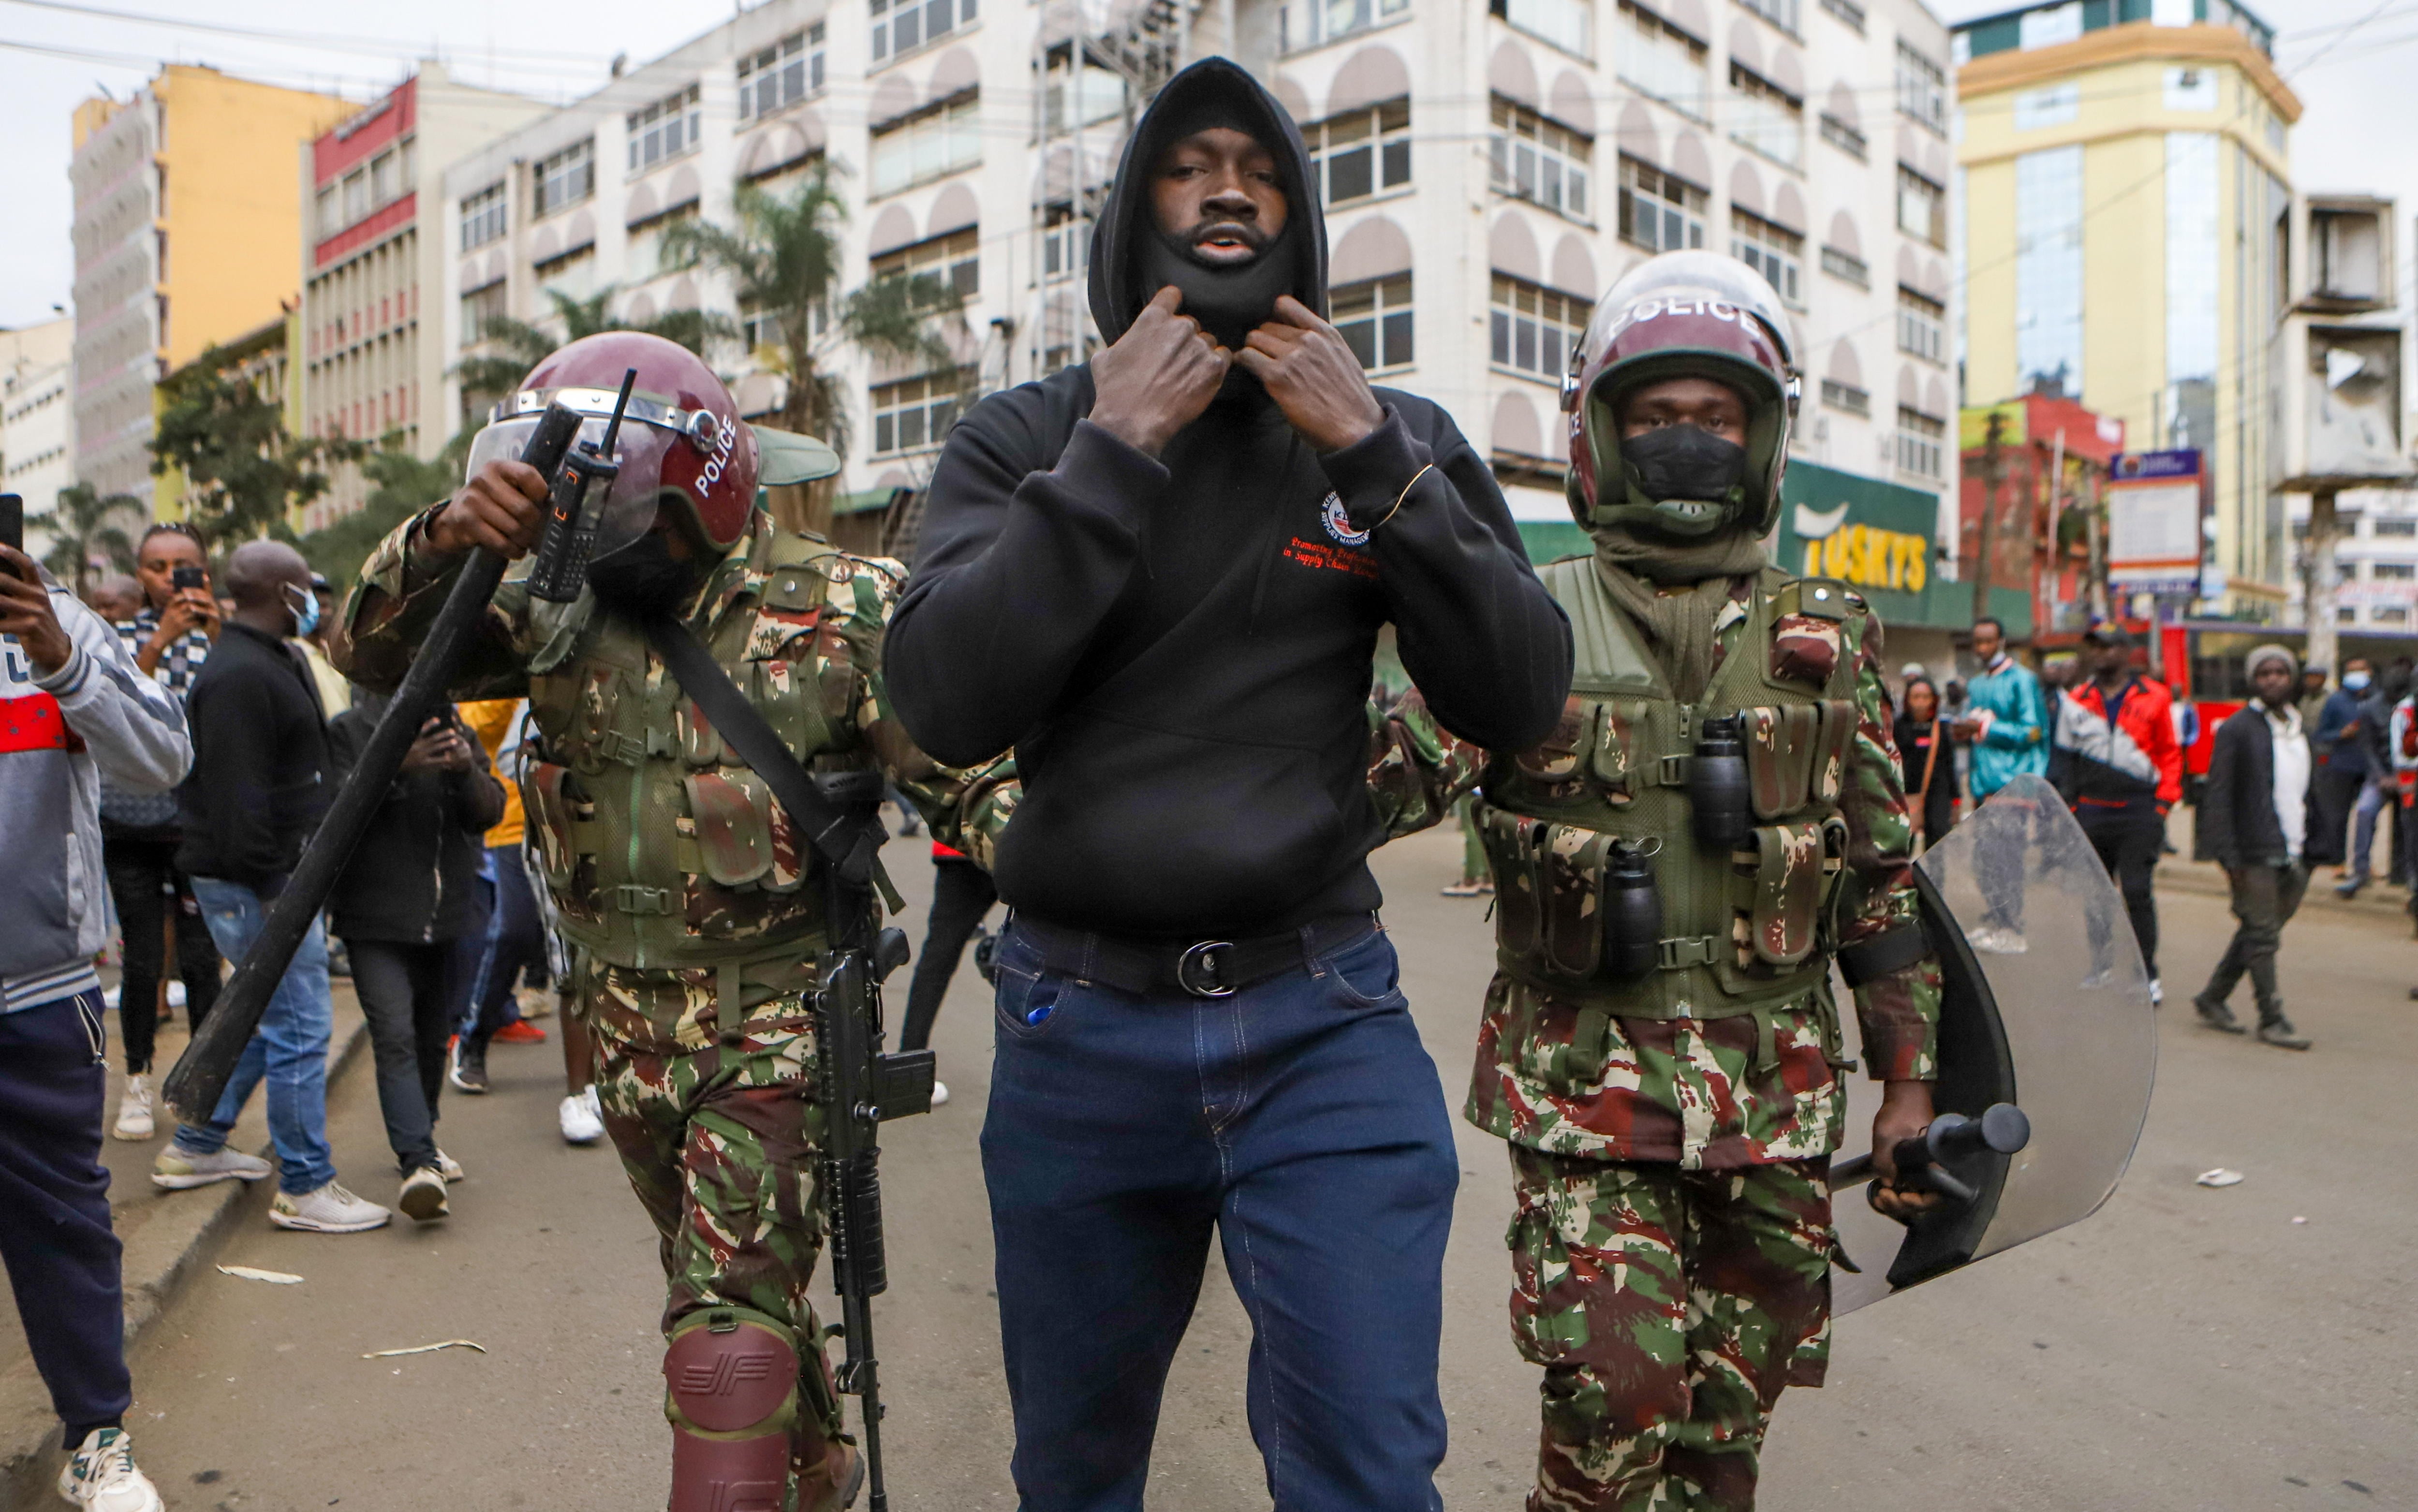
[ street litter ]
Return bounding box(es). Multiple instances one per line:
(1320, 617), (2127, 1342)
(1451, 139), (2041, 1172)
(217, 1265), (303, 1285)
(2196, 1169), (2244, 1188)
(362, 1340), (487, 1359)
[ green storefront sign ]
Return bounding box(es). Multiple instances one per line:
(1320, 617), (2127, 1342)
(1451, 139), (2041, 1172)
(1776, 459), (2029, 637)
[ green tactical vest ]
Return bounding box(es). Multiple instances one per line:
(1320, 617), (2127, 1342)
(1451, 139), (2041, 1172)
(1476, 555), (1869, 1043)
(513, 532), (863, 973)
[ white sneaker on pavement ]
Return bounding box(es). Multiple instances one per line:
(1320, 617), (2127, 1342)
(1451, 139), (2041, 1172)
(435, 1148), (465, 1183)
(1969, 926), (2030, 955)
(270, 1182), (391, 1233)
(111, 1076), (154, 1141)
(559, 1085), (605, 1145)
(57, 1427), (162, 1512)
(398, 1167), (449, 1223)
(2148, 976), (2164, 1007)
(929, 1080), (951, 1108)
(150, 1144), (271, 1190)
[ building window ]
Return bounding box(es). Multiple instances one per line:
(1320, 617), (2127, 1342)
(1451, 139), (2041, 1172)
(2337, 604), (2359, 626)
(1896, 41), (1947, 134)
(1737, 0), (1798, 34)
(2375, 519), (2418, 537)
(742, 299), (827, 354)
(871, 369), (972, 456)
(343, 169), (369, 227)
(737, 24), (826, 121)
(870, 93), (981, 198)
(1818, 111), (1866, 159)
(1309, 98), (1412, 207)
(2375, 562), (2417, 580)
(1897, 286), (1945, 364)
(315, 185), (338, 240)
(871, 0), (976, 66)
(628, 203), (700, 281)
(1282, 0), (1410, 54)
(1614, 1), (1708, 116)
(1896, 163), (1946, 249)
(1820, 0), (1864, 29)
(1617, 156), (1705, 253)
(1046, 64), (1128, 132)
(1732, 210), (1802, 306)
(1334, 275), (1414, 370)
(2377, 605), (2412, 624)
(1491, 0), (1592, 59)
(2014, 145), (2083, 396)
(533, 139), (595, 217)
(1041, 203), (1085, 281)
(534, 245), (595, 301)
(1820, 244), (1867, 286)
(628, 84), (703, 175)
(2014, 81), (2079, 131)
(370, 150), (398, 207)
(871, 226), (980, 301)
(460, 280), (506, 349)
(1489, 98), (1592, 221)
(1491, 273), (1589, 382)
(1820, 378), (1869, 416)
(1895, 406), (1944, 479)
(1728, 64), (1802, 168)
(460, 183), (507, 251)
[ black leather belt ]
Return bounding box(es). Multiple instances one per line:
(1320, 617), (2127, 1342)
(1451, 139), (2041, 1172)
(1007, 913), (1379, 999)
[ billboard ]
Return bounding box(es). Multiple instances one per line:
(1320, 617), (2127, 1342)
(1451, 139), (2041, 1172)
(2107, 449), (2204, 595)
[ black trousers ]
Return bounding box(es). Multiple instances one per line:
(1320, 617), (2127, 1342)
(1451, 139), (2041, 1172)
(101, 831), (222, 1074)
(2199, 861), (2308, 1017)
(2080, 804), (2164, 978)
(899, 856), (998, 1053)
(346, 939), (454, 1175)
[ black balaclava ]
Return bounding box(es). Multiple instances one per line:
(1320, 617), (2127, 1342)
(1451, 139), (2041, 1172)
(588, 522), (703, 621)
(1136, 219), (1300, 352)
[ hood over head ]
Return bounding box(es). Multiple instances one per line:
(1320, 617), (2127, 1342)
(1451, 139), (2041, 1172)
(1087, 58), (1327, 347)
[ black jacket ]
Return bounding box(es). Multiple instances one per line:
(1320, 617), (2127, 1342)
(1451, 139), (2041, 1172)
(2199, 702), (2307, 869)
(177, 622), (330, 892)
(887, 59), (1571, 938)
(324, 694), (505, 944)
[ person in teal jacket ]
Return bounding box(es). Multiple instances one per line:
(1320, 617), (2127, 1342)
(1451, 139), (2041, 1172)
(1956, 616), (2050, 952)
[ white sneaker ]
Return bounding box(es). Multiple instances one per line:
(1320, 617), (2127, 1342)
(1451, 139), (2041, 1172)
(165, 980), (186, 1010)
(397, 1167), (449, 1223)
(435, 1148), (465, 1183)
(1970, 926), (2030, 955)
(101, 984), (122, 1010)
(57, 1427), (162, 1512)
(559, 1086), (605, 1145)
(111, 1075), (154, 1141)
(929, 1080), (951, 1108)
(150, 1144), (271, 1190)
(2148, 976), (2164, 1007)
(270, 1182), (390, 1233)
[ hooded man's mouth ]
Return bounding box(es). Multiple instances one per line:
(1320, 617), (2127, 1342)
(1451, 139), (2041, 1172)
(1183, 220), (1268, 266)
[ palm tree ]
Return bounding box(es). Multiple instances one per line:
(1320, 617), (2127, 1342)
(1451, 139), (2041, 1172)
(658, 163), (960, 460)
(452, 287), (736, 425)
(40, 483), (142, 596)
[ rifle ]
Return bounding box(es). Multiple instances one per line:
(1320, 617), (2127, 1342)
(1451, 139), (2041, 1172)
(162, 400), (589, 1125)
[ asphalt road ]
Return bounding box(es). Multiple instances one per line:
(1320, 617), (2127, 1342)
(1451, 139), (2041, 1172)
(101, 834), (2417, 1512)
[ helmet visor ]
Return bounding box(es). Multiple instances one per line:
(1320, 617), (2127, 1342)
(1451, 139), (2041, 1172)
(465, 414), (685, 565)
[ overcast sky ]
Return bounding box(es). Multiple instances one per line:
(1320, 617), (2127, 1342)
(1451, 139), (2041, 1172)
(2, 0), (2415, 331)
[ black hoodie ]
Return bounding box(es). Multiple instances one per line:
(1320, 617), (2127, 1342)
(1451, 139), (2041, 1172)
(886, 59), (1572, 939)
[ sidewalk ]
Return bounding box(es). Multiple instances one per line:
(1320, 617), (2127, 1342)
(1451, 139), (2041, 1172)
(0, 985), (368, 1510)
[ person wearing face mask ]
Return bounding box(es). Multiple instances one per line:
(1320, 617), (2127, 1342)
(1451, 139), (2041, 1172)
(2308, 657), (2373, 873)
(151, 540), (392, 1235)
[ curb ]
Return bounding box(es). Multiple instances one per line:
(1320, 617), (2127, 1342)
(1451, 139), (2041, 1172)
(0, 1014), (370, 1512)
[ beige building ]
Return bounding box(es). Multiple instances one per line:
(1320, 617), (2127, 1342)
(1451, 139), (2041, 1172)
(2, 317), (74, 557)
(298, 63), (550, 529)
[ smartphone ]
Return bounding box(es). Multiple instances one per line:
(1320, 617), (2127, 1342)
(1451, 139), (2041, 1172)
(0, 494), (21, 555)
(172, 565), (206, 592)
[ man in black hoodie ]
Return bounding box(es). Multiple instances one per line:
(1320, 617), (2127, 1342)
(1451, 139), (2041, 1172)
(887, 58), (1570, 1512)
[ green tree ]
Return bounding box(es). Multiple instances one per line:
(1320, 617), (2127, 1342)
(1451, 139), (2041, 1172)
(296, 429), (473, 591)
(453, 287), (735, 426)
(39, 483), (142, 596)
(149, 345), (365, 541)
(658, 164), (960, 458)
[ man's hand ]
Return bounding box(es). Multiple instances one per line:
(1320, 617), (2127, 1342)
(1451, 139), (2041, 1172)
(1865, 1079), (1945, 1220)
(398, 718), (474, 777)
(427, 459), (549, 559)
(1088, 287), (1231, 457)
(1233, 295), (1385, 453)
(156, 586), (220, 645)
(0, 545), (72, 675)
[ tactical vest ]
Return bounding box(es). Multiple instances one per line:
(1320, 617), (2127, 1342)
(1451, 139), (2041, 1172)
(515, 532), (864, 972)
(1476, 556), (1868, 1065)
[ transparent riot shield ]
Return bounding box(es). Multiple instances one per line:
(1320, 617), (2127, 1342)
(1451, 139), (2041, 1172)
(1829, 774), (2157, 1314)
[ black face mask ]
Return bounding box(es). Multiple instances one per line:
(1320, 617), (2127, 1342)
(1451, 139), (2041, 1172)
(587, 529), (702, 620)
(1135, 221), (1298, 351)
(1622, 425), (1750, 504)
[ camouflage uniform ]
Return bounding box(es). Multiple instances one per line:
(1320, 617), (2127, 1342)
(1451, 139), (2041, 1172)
(1384, 560), (1938, 1512)
(341, 508), (981, 1471)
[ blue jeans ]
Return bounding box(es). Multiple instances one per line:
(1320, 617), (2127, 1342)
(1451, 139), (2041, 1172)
(177, 877), (336, 1195)
(2349, 776), (2389, 880)
(981, 921), (1457, 1512)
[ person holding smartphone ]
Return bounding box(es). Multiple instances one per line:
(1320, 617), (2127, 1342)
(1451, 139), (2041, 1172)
(99, 523), (225, 1141)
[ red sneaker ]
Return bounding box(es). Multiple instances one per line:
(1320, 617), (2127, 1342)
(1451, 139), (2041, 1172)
(492, 1021), (548, 1046)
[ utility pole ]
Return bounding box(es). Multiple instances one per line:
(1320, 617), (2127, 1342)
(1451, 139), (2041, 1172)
(1973, 409), (2005, 627)
(2305, 485), (2343, 680)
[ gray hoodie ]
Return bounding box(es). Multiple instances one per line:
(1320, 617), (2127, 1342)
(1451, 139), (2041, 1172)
(1, 567), (192, 1010)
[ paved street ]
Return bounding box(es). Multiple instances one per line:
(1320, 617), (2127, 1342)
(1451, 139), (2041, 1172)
(88, 834), (2417, 1512)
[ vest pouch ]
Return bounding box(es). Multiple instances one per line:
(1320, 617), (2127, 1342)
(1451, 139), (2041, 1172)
(1742, 705), (1821, 820)
(1742, 821), (1826, 969)
(524, 762), (590, 890)
(750, 655), (833, 772)
(679, 699), (739, 768)
(1811, 699), (1858, 804)
(683, 770), (774, 887)
(1538, 825), (1613, 980)
(1476, 805), (1546, 958)
(1581, 701), (1640, 804)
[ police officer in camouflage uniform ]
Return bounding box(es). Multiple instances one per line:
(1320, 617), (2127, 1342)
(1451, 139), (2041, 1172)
(339, 333), (974, 1512)
(1447, 253), (1946, 1511)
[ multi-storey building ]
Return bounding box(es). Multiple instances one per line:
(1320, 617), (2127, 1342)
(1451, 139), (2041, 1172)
(297, 65), (551, 529)
(435, 0), (1958, 601)
(1, 317), (74, 556)
(69, 66), (353, 515)
(1952, 0), (2297, 622)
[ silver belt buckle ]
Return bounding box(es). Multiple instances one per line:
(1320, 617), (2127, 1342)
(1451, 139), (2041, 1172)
(1177, 940), (1237, 998)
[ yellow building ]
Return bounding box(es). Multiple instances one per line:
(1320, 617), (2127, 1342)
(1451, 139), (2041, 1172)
(1954, 3), (2299, 617)
(71, 65), (353, 517)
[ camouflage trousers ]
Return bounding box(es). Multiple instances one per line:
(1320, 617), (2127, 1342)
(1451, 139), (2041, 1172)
(1506, 1144), (1833, 1512)
(575, 955), (843, 1442)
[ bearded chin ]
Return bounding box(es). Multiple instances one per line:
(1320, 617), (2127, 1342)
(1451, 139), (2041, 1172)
(586, 532), (701, 619)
